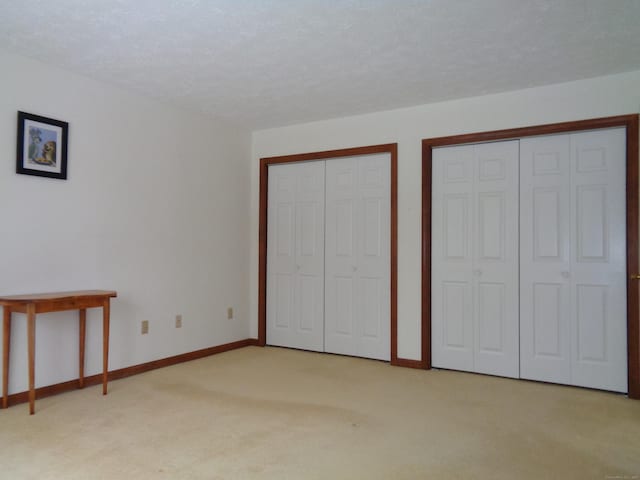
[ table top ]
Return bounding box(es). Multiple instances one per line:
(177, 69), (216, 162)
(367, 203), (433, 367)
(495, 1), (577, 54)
(0, 290), (117, 305)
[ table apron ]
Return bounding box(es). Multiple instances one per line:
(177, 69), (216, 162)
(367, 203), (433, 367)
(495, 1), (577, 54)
(4, 299), (109, 314)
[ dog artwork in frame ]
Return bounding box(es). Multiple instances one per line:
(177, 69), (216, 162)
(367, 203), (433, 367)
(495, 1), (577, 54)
(16, 111), (68, 179)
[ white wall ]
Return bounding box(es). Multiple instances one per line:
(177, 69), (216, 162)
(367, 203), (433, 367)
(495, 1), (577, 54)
(0, 51), (251, 394)
(250, 70), (640, 361)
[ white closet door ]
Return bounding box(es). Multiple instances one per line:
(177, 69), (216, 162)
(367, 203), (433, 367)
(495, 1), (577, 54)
(520, 128), (627, 392)
(570, 129), (627, 392)
(267, 161), (325, 352)
(472, 141), (520, 378)
(432, 145), (474, 372)
(432, 141), (519, 377)
(520, 135), (572, 384)
(325, 154), (391, 361)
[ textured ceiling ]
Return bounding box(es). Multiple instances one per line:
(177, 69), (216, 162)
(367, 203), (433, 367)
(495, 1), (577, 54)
(1, 0), (639, 129)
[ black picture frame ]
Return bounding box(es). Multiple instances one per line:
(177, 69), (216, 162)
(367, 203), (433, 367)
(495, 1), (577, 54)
(17, 111), (69, 180)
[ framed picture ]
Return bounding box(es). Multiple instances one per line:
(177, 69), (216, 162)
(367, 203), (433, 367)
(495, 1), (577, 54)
(16, 111), (69, 180)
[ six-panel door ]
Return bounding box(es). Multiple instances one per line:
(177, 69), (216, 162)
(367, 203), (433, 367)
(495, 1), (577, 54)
(431, 141), (520, 378)
(324, 154), (391, 361)
(520, 128), (627, 392)
(267, 161), (325, 351)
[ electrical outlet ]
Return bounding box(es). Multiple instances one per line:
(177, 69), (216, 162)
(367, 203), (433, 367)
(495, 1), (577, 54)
(141, 320), (149, 335)
(227, 307), (233, 320)
(175, 314), (182, 328)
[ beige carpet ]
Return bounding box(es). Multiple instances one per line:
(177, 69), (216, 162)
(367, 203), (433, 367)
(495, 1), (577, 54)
(1, 346), (639, 479)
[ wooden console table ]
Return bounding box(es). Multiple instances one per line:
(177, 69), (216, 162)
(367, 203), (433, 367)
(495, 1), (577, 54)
(1, 290), (117, 414)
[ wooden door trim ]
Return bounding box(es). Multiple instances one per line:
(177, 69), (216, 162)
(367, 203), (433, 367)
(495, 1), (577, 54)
(421, 114), (640, 398)
(258, 143), (400, 364)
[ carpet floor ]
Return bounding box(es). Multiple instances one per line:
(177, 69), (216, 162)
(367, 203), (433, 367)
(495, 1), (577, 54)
(1, 346), (639, 479)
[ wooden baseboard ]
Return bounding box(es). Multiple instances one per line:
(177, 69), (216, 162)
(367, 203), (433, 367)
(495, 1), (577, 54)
(4, 338), (260, 408)
(391, 357), (426, 369)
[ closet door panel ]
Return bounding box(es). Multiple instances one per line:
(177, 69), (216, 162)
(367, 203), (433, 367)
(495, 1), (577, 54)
(356, 155), (390, 360)
(570, 128), (627, 392)
(520, 135), (572, 384)
(472, 141), (519, 378)
(432, 146), (474, 372)
(267, 161), (325, 352)
(267, 165), (297, 347)
(325, 158), (358, 356)
(325, 154), (390, 361)
(521, 129), (627, 392)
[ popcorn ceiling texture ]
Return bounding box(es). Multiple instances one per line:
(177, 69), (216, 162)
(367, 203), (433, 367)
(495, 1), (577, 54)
(1, 0), (639, 129)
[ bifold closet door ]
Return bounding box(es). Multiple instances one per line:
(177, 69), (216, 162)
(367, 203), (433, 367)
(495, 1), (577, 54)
(266, 161), (325, 352)
(520, 128), (627, 392)
(324, 154), (391, 361)
(432, 141), (519, 378)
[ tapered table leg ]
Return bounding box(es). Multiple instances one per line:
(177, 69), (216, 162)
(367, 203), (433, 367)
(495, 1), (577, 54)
(79, 309), (86, 388)
(27, 303), (36, 415)
(102, 299), (110, 395)
(2, 307), (11, 409)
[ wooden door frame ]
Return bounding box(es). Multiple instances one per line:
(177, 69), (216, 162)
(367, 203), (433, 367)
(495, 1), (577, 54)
(421, 114), (640, 398)
(258, 143), (402, 364)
